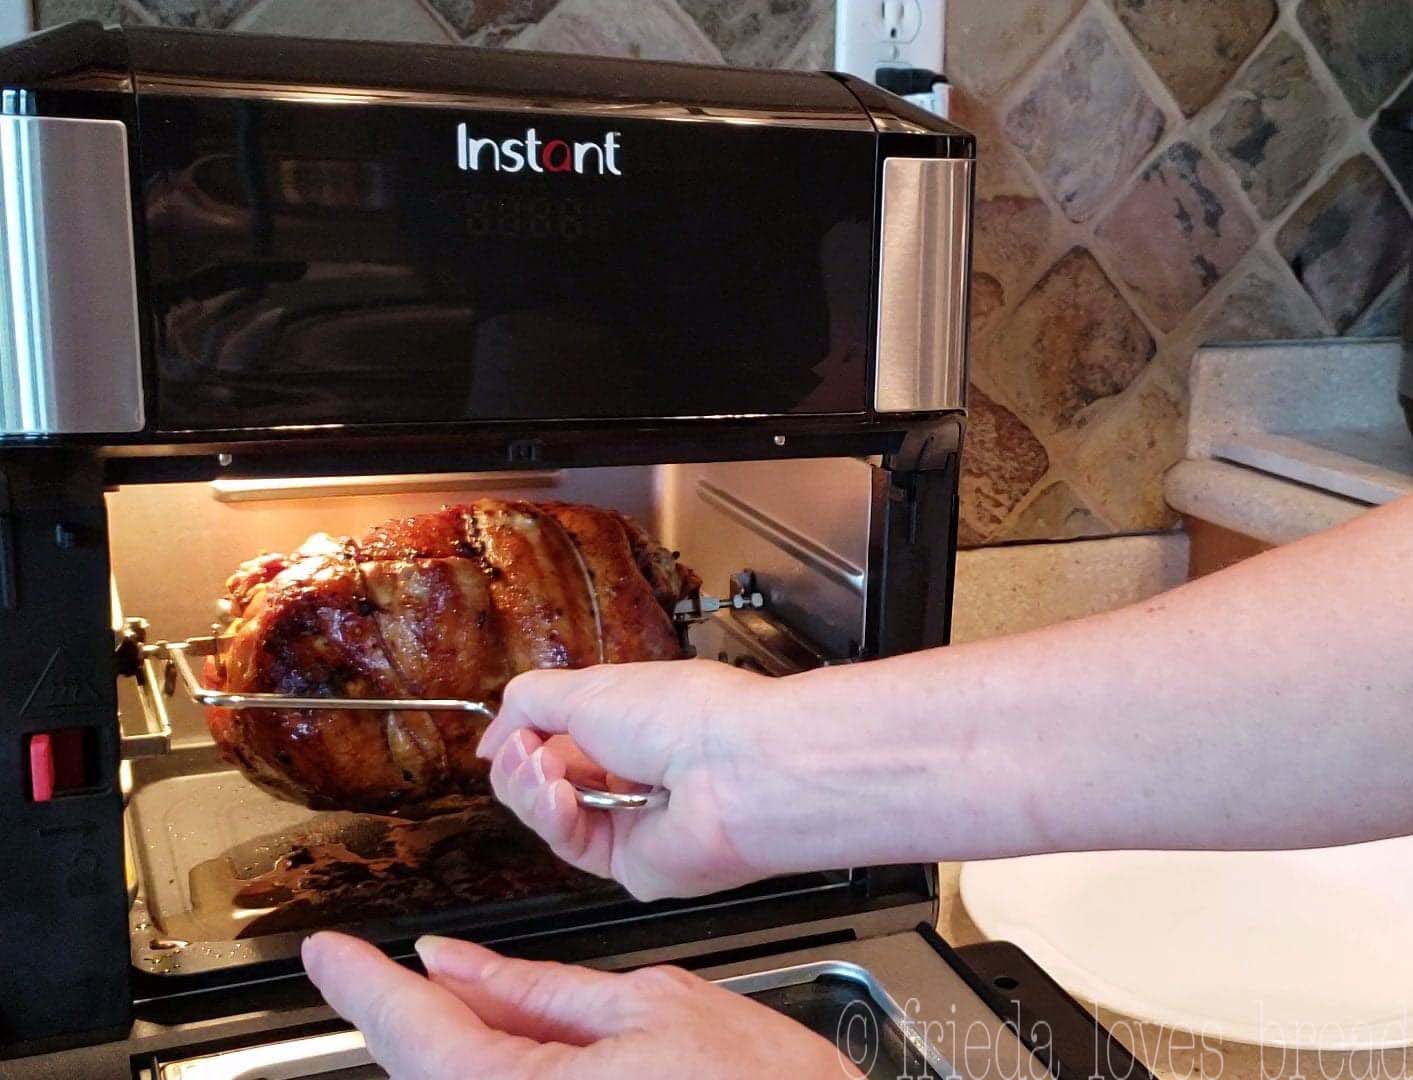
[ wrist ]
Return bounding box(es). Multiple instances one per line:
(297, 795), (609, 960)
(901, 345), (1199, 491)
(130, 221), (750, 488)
(714, 662), (943, 875)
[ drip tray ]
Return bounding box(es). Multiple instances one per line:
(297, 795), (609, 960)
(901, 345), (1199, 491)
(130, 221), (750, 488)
(127, 768), (609, 976)
(724, 962), (948, 1078)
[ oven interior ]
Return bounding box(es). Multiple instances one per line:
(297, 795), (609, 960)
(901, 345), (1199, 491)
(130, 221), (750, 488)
(107, 456), (877, 980)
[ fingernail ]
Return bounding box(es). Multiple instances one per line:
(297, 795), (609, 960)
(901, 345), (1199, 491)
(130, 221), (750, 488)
(301, 931), (330, 976)
(475, 727), (496, 759)
(529, 746), (548, 786)
(415, 935), (498, 981)
(495, 731), (531, 778)
(545, 781), (564, 814)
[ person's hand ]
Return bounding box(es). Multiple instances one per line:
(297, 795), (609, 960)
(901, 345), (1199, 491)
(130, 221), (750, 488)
(475, 659), (787, 901)
(302, 930), (858, 1080)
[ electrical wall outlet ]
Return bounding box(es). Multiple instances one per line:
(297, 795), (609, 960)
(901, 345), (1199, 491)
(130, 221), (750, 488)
(0, 0), (32, 43)
(835, 0), (945, 84)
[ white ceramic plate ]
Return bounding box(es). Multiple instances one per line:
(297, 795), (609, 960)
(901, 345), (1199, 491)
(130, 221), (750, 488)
(959, 837), (1413, 1050)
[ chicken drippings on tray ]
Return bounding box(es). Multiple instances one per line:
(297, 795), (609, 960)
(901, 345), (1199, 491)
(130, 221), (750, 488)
(168, 799), (611, 941)
(205, 500), (700, 815)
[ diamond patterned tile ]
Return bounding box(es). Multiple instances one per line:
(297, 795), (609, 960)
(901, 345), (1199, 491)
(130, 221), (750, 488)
(1071, 377), (1184, 531)
(425, 0), (559, 45)
(957, 386), (1050, 547)
(951, 91), (1055, 314)
(979, 247), (1156, 437)
(779, 5), (833, 70)
(945, 0), (1084, 99)
(678, 0), (830, 68)
(38, 0), (152, 25)
(232, 0), (455, 42)
(1347, 266), (1408, 339)
(131, 0), (254, 28)
(510, 0), (722, 63)
(1298, 0), (1413, 117)
(1096, 142), (1259, 332)
(1202, 257), (1330, 343)
(1109, 0), (1276, 116)
(997, 481), (1109, 542)
(971, 272), (1005, 340)
(1003, 17), (1166, 223)
(1277, 155), (1413, 331)
(1209, 31), (1347, 219)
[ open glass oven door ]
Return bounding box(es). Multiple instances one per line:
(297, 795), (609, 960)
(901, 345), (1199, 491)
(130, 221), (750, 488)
(148, 929), (1084, 1080)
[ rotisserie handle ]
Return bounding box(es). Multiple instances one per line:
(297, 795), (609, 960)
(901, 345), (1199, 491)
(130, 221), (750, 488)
(573, 785), (669, 811)
(150, 636), (670, 811)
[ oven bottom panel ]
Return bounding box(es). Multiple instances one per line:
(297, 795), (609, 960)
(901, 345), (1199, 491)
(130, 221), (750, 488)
(112, 930), (1153, 1080)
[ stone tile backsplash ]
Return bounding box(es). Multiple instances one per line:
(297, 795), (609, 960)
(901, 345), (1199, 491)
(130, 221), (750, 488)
(37, 0), (1413, 547)
(952, 0), (1411, 545)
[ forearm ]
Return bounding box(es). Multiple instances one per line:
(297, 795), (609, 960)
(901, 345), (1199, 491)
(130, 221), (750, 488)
(732, 498), (1413, 873)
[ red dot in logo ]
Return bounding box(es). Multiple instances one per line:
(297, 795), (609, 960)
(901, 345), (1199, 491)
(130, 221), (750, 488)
(543, 139), (573, 172)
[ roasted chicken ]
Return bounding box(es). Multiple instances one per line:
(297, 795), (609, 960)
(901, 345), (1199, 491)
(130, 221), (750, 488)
(205, 500), (699, 815)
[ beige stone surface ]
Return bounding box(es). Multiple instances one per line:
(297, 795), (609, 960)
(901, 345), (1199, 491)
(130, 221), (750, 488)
(945, 0), (1084, 98)
(1298, 0), (1413, 117)
(1109, 0), (1276, 116)
(678, 0), (827, 68)
(510, 0), (722, 62)
(957, 388), (1050, 547)
(1004, 16), (1166, 223)
(981, 248), (1156, 437)
(1209, 32), (1348, 219)
(779, 6), (832, 70)
(426, 0), (558, 44)
(951, 91), (1056, 307)
(1072, 377), (1186, 531)
(232, 0), (454, 41)
(1098, 142), (1259, 332)
(998, 480), (1110, 542)
(951, 531), (1188, 643)
(1202, 255), (1331, 344)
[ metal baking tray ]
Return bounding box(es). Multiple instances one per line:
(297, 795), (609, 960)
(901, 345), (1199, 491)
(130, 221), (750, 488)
(124, 761), (618, 977)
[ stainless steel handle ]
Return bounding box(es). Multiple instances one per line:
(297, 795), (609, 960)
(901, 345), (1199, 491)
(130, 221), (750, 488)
(154, 637), (668, 812)
(573, 785), (669, 811)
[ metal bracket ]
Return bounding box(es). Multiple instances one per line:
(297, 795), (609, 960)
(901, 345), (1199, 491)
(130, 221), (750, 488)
(115, 618), (173, 759)
(883, 416), (964, 474)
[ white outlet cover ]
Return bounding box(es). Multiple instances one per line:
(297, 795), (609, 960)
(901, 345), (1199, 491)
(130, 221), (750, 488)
(835, 0), (946, 82)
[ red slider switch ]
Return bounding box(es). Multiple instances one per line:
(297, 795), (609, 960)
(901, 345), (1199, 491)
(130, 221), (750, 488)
(29, 732), (54, 802)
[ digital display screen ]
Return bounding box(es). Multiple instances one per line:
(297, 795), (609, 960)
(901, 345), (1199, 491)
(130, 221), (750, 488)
(462, 193), (590, 241)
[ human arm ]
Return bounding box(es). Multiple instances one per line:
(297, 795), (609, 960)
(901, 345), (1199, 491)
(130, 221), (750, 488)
(479, 495), (1413, 898)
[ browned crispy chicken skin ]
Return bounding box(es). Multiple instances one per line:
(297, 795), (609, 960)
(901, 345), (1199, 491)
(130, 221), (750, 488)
(205, 501), (699, 815)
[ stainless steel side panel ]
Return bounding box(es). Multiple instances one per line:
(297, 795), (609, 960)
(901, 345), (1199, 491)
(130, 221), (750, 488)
(0, 115), (144, 435)
(874, 157), (972, 414)
(657, 458), (872, 657)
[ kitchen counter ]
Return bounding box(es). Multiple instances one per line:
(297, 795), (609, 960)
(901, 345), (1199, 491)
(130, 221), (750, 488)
(937, 863), (1413, 1080)
(1165, 340), (1410, 543)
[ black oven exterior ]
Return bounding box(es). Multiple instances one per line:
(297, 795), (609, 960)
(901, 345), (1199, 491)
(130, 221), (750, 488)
(0, 20), (1019, 1073)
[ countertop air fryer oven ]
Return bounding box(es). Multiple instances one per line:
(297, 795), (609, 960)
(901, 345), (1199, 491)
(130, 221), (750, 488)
(0, 21), (1151, 1080)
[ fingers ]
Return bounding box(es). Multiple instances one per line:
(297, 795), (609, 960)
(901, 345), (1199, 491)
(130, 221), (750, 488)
(489, 729), (613, 879)
(302, 931), (539, 1079)
(416, 936), (645, 1045)
(478, 662), (703, 785)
